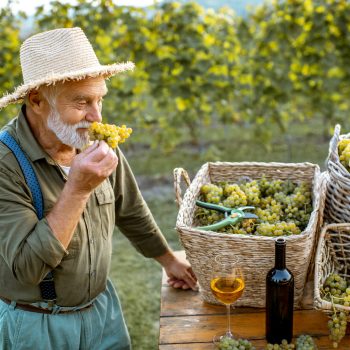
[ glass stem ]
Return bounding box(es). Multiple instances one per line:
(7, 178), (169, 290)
(226, 304), (233, 337)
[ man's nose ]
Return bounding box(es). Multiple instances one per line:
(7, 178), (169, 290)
(86, 103), (102, 123)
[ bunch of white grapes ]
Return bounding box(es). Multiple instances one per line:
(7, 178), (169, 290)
(265, 335), (317, 350)
(321, 273), (350, 348)
(294, 335), (318, 350)
(216, 336), (256, 350)
(88, 122), (132, 149)
(195, 176), (312, 237)
(338, 138), (350, 171)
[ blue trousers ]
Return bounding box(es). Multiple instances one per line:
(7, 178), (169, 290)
(0, 279), (131, 350)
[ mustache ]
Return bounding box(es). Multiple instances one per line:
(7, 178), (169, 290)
(74, 121), (91, 129)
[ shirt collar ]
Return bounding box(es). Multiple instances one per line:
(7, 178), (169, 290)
(16, 105), (51, 163)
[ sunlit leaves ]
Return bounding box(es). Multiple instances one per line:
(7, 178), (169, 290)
(1, 0), (350, 150)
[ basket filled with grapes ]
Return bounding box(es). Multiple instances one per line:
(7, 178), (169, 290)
(174, 162), (325, 307)
(314, 223), (350, 348)
(325, 124), (350, 223)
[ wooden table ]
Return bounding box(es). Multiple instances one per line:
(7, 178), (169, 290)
(159, 252), (350, 349)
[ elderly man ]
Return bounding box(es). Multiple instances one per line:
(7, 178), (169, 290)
(0, 27), (196, 349)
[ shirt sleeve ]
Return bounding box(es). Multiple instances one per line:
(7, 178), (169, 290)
(0, 160), (67, 286)
(112, 148), (170, 258)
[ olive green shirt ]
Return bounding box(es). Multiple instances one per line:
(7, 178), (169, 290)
(0, 107), (169, 306)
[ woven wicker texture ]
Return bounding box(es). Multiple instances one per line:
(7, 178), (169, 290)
(174, 162), (325, 308)
(314, 223), (350, 320)
(325, 124), (350, 223)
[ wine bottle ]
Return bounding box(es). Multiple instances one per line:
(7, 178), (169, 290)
(265, 237), (294, 344)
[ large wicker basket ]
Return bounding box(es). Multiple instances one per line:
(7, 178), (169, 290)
(314, 223), (350, 321)
(174, 162), (325, 308)
(325, 124), (350, 223)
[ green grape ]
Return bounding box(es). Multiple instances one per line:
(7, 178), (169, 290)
(240, 180), (261, 206)
(88, 121), (132, 148)
(265, 179), (283, 196)
(216, 336), (256, 350)
(264, 339), (295, 350)
(200, 183), (223, 204)
(338, 139), (350, 170)
(196, 177), (312, 236)
(328, 310), (348, 348)
(295, 334), (317, 350)
(321, 273), (350, 348)
(222, 183), (248, 208)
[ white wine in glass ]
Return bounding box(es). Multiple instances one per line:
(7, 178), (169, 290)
(210, 254), (245, 343)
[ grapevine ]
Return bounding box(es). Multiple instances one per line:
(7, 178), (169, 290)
(88, 121), (132, 149)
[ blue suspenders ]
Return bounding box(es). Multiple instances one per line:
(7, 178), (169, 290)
(0, 130), (57, 302)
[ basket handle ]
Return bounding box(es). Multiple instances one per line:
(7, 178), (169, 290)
(327, 124), (341, 164)
(173, 167), (191, 208)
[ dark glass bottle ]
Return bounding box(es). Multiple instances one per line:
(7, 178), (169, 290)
(265, 238), (294, 344)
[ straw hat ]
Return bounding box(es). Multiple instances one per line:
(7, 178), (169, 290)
(0, 27), (135, 109)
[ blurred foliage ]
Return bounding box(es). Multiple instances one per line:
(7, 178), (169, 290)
(1, 0), (350, 150)
(0, 1), (25, 124)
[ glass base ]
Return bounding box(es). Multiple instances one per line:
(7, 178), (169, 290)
(213, 331), (238, 348)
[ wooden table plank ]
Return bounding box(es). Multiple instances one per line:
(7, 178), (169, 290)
(159, 310), (330, 344)
(159, 251), (350, 350)
(159, 336), (349, 350)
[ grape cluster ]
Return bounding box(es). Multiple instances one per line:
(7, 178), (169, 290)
(223, 183), (248, 208)
(88, 121), (132, 149)
(328, 311), (348, 348)
(265, 339), (295, 349)
(321, 273), (350, 348)
(265, 335), (317, 350)
(201, 183), (223, 204)
(195, 176), (312, 236)
(216, 336), (256, 350)
(256, 222), (300, 236)
(338, 138), (350, 170)
(295, 335), (317, 350)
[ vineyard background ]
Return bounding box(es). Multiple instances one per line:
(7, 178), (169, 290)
(0, 0), (348, 349)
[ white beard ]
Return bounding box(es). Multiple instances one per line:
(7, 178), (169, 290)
(47, 107), (90, 149)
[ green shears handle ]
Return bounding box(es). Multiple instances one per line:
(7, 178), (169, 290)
(195, 200), (257, 231)
(195, 200), (233, 213)
(197, 209), (246, 230)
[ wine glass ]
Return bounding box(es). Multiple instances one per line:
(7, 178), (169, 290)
(210, 253), (245, 344)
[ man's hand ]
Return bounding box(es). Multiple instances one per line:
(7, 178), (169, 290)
(67, 140), (118, 195)
(47, 140), (118, 248)
(155, 251), (198, 291)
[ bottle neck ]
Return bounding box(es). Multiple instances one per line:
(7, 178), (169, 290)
(275, 241), (286, 269)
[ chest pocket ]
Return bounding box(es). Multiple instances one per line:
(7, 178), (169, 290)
(95, 180), (115, 240)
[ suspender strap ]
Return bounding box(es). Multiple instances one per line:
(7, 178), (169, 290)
(0, 130), (57, 302)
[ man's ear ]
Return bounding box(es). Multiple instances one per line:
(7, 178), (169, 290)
(27, 90), (47, 113)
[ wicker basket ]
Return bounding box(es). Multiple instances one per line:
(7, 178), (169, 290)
(325, 124), (350, 223)
(314, 223), (350, 321)
(174, 162), (325, 308)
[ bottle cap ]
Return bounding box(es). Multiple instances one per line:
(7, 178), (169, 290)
(275, 237), (286, 245)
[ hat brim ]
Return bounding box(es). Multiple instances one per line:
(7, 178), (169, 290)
(0, 61), (135, 109)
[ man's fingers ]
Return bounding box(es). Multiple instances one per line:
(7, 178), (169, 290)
(94, 148), (118, 174)
(82, 140), (99, 154)
(183, 272), (198, 291)
(184, 268), (197, 286)
(167, 270), (198, 291)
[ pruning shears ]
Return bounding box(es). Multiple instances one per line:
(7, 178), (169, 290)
(195, 200), (259, 231)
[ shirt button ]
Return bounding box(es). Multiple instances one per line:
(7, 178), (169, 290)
(90, 271), (96, 277)
(90, 239), (94, 245)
